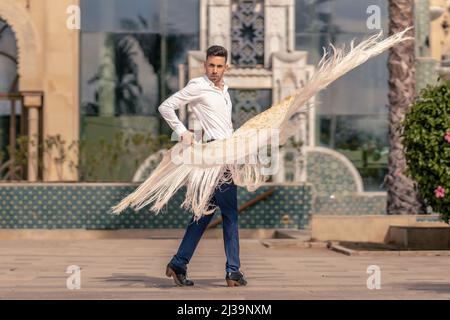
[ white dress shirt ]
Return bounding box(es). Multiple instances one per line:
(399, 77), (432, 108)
(158, 75), (234, 141)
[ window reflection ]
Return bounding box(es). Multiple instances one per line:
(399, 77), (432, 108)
(295, 0), (389, 191)
(0, 18), (19, 168)
(80, 0), (199, 181)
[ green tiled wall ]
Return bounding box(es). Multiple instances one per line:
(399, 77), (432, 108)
(306, 149), (387, 215)
(307, 151), (358, 196)
(0, 184), (312, 229)
(415, 0), (438, 91)
(313, 194), (386, 215)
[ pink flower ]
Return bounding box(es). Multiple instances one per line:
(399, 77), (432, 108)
(445, 133), (450, 143)
(434, 186), (445, 198)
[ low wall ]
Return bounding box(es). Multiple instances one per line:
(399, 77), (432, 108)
(0, 183), (312, 230)
(313, 193), (386, 215)
(0, 228), (279, 240)
(310, 214), (445, 243)
(389, 225), (450, 249)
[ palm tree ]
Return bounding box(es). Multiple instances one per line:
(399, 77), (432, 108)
(386, 0), (426, 214)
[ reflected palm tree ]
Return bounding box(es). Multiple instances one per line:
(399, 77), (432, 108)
(121, 15), (161, 76)
(82, 34), (142, 116)
(121, 14), (189, 98)
(121, 14), (194, 133)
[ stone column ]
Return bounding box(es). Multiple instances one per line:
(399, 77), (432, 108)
(18, 92), (43, 182)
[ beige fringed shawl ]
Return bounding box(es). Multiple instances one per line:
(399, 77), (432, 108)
(110, 29), (412, 220)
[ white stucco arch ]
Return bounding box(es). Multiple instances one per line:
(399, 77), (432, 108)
(0, 0), (42, 89)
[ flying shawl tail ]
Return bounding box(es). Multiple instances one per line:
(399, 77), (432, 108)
(110, 28), (413, 220)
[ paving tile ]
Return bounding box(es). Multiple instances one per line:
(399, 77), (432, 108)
(0, 239), (450, 299)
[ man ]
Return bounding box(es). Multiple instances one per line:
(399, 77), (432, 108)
(158, 45), (247, 287)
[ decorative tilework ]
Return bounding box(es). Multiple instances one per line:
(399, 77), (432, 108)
(416, 58), (438, 92)
(415, 0), (438, 91)
(314, 194), (386, 215)
(307, 151), (358, 196)
(231, 0), (265, 66)
(0, 184), (313, 230)
(415, 0), (430, 57)
(237, 185), (311, 229)
(1, 147), (400, 229)
(306, 148), (388, 215)
(416, 215), (441, 222)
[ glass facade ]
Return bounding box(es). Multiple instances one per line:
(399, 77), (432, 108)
(295, 0), (389, 191)
(0, 19), (17, 94)
(80, 0), (199, 181)
(79, 0), (391, 188)
(0, 18), (19, 165)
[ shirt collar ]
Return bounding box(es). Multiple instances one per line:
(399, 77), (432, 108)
(203, 75), (228, 92)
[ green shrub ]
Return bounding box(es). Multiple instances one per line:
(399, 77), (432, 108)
(403, 81), (450, 223)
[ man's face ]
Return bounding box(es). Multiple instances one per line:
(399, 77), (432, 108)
(204, 56), (228, 84)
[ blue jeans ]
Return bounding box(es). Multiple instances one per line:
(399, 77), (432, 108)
(169, 180), (240, 273)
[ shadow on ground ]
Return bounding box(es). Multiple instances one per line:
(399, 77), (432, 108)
(402, 282), (450, 293)
(93, 274), (231, 289)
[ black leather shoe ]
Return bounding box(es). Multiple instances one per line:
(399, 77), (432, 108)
(166, 263), (194, 286)
(225, 271), (247, 287)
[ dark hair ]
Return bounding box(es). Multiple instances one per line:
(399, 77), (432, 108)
(206, 45), (228, 62)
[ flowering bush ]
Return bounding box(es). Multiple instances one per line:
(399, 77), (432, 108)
(402, 82), (450, 223)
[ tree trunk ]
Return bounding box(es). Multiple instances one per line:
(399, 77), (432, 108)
(386, 0), (426, 214)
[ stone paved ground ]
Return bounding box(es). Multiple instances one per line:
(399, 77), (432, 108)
(0, 238), (450, 300)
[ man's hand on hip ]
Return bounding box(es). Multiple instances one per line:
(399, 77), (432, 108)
(181, 131), (195, 146)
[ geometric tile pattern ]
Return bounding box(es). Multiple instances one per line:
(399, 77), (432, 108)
(414, 0), (430, 58)
(313, 194), (386, 215)
(306, 149), (387, 215)
(237, 185), (311, 229)
(229, 89), (272, 129)
(307, 151), (358, 196)
(0, 184), (312, 229)
(231, 0), (265, 66)
(415, 0), (438, 92)
(415, 58), (438, 92)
